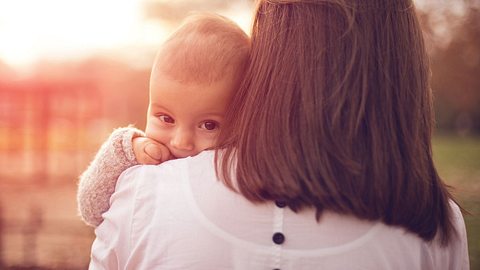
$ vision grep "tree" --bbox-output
[419,2,480,134]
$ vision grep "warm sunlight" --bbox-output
[0,0,143,68]
[0,0,478,269]
[0,0,253,71]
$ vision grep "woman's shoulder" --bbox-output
[116,150,215,188]
[449,199,465,223]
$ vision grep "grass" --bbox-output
[432,135,480,270]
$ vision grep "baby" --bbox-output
[77,13,250,227]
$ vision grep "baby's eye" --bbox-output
[200,121,219,131]
[159,115,175,124]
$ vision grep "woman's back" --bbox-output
[89,1,470,268]
[90,151,469,270]
[217,0,459,247]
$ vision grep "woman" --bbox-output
[89,0,469,269]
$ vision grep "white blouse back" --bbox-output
[89,151,470,270]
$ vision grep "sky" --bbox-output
[0,0,466,71]
[0,0,253,71]
[0,0,144,68]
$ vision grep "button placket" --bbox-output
[272,232,285,245]
[272,201,285,270]
[275,200,287,208]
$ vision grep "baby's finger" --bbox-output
[157,144,173,162]
[139,155,161,165]
[144,143,168,162]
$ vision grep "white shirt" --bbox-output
[89,151,470,270]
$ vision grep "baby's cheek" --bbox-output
[197,136,218,151]
[145,127,170,146]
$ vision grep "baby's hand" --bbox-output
[133,137,172,165]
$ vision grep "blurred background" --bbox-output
[0,0,478,269]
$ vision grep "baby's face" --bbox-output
[145,72,236,158]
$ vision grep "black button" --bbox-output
[273,269,280,270]
[272,232,285,245]
[275,200,287,208]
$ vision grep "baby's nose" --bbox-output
[170,129,194,151]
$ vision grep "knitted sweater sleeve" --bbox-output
[77,126,145,227]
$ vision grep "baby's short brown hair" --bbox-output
[152,13,250,84]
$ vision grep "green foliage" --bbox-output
[433,135,480,269]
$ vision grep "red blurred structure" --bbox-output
[0,79,101,184]
[0,78,103,269]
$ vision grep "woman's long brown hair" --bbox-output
[215,0,457,245]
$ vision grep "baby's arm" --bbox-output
[77,127,142,227]
[77,126,171,227]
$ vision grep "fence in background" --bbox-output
[0,80,102,184]
[0,80,103,269]
[0,199,94,269]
